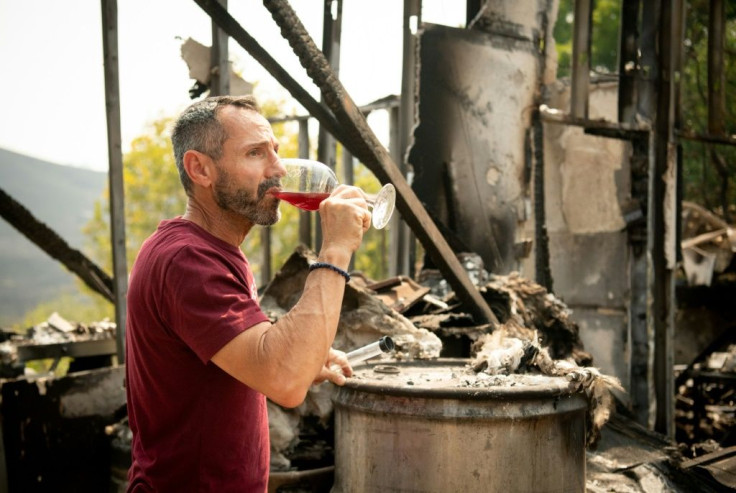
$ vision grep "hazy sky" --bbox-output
[0,1,464,172]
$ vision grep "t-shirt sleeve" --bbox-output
[159,244,269,364]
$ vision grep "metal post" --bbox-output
[315,0,343,249]
[343,149,355,271]
[398,0,421,278]
[707,0,725,137]
[210,0,230,96]
[298,119,312,249]
[317,0,342,171]
[649,0,683,438]
[570,0,592,119]
[101,0,128,363]
[618,0,641,123]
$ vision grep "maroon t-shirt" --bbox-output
[125,218,270,492]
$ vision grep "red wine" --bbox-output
[272,191,330,211]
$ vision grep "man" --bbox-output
[125,95,371,492]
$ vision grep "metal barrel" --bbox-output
[332,359,587,493]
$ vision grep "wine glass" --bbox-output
[272,158,396,229]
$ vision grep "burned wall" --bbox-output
[521,80,634,393]
[408,0,558,274]
[0,366,126,492]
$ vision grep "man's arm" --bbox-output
[211,185,370,408]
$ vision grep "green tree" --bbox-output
[680,0,736,218]
[554,0,621,78]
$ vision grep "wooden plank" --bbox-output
[0,187,114,301]
[101,0,128,362]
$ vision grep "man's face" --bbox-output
[211,107,285,226]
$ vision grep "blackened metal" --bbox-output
[629,137,652,427]
[261,0,499,325]
[0,187,114,302]
[101,0,128,362]
[533,108,553,292]
[540,108,651,139]
[317,0,341,174]
[650,0,685,438]
[618,0,641,123]
[676,130,736,147]
[315,0,343,249]
[707,0,726,137]
[637,1,658,119]
[192,0,348,147]
[533,3,553,293]
[408,24,506,273]
[466,0,482,26]
[396,0,420,279]
[298,120,312,249]
[209,0,229,96]
[570,0,592,119]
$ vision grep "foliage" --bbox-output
[680,0,736,218]
[554,0,621,78]
[554,0,736,219]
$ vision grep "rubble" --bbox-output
[681,201,736,287]
[259,246,443,471]
[261,246,624,471]
[3,248,731,491]
[0,312,117,377]
[675,330,736,460]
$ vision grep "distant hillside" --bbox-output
[0,148,108,326]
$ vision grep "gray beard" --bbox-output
[213,171,281,226]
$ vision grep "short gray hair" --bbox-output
[171,95,261,194]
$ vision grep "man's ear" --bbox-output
[182,150,214,188]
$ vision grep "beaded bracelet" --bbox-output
[309,261,351,283]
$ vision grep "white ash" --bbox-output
[471,330,624,448]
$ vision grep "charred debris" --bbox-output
[1,242,734,491]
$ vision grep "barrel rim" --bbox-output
[341,358,581,400]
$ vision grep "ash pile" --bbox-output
[261,246,623,473]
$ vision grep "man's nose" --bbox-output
[270,153,287,178]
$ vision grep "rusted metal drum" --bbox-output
[332,359,587,493]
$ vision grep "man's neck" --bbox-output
[182,198,252,246]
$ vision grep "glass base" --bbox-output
[371,184,396,229]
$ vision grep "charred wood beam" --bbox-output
[262,0,497,325]
[192,0,498,325]
[0,187,114,302]
[191,0,349,147]
[540,106,651,141]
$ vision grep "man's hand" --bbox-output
[318,185,371,259]
[313,348,353,386]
